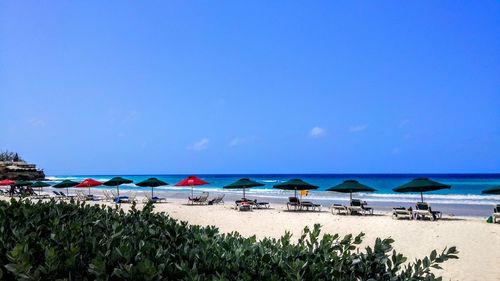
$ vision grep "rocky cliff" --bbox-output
[0,162,45,180]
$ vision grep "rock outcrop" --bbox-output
[0,161,45,180]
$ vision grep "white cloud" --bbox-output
[229,137,247,147]
[187,138,209,151]
[349,124,368,133]
[399,119,410,128]
[27,118,46,127]
[309,126,326,138]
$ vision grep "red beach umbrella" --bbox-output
[0,179,15,186]
[175,175,208,198]
[76,178,102,195]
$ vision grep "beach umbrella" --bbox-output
[12,181,33,196]
[53,179,79,195]
[76,178,102,195]
[393,177,451,202]
[103,177,133,197]
[13,180,33,187]
[175,175,208,198]
[223,178,264,199]
[136,178,169,198]
[481,186,500,195]
[0,179,15,186]
[30,181,51,193]
[273,179,318,198]
[327,180,377,201]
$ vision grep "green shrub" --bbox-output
[0,199,458,280]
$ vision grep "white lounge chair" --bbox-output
[102,190,114,201]
[32,192,50,199]
[76,191,88,201]
[330,204,349,215]
[208,194,225,205]
[348,199,373,215]
[493,204,500,223]
[143,192,167,203]
[413,202,441,221]
[128,192,136,203]
[392,207,413,220]
[188,192,209,205]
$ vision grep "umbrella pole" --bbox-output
[117,185,120,197]
[243,188,246,199]
[350,192,352,201]
[67,187,69,196]
[421,192,424,202]
[151,186,153,198]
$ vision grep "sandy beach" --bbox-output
[120,198,499,281]
[5,192,496,281]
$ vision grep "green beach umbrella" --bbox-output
[136,178,168,198]
[53,179,79,195]
[273,179,318,198]
[223,178,264,199]
[13,181,33,196]
[30,181,51,193]
[103,177,133,197]
[13,180,33,187]
[393,177,451,202]
[481,186,500,195]
[327,180,377,201]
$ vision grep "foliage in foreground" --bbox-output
[0,199,458,281]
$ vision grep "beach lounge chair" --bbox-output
[392,207,413,220]
[237,200,253,211]
[114,196,129,203]
[208,194,225,205]
[32,192,50,199]
[493,204,500,224]
[76,191,89,201]
[143,192,166,203]
[330,204,349,215]
[286,197,321,211]
[235,198,270,209]
[348,199,373,215]
[254,199,270,209]
[300,201,322,211]
[117,192,136,203]
[413,202,441,221]
[128,192,137,203]
[58,191,76,200]
[52,191,64,199]
[188,192,209,205]
[102,190,114,201]
[287,197,301,211]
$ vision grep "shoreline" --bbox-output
[33,186,500,217]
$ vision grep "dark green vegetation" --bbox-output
[0,151,24,162]
[0,199,458,281]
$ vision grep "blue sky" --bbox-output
[1,1,499,174]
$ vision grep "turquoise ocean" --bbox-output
[47,174,500,209]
